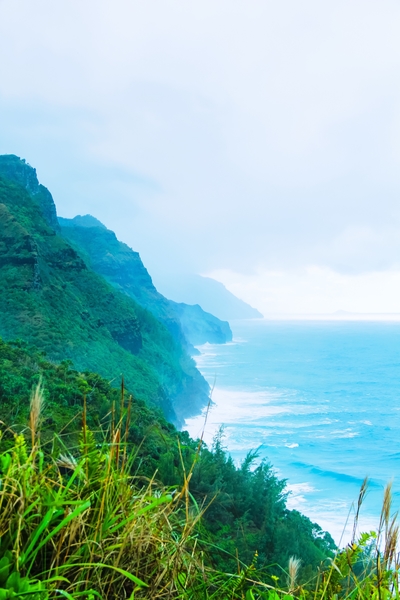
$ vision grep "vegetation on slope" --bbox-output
[1,156,393,598]
[59,215,232,348]
[0,337,335,586]
[1,339,397,599]
[0,156,209,423]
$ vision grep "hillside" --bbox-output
[154,272,264,321]
[0,335,336,589]
[59,215,232,348]
[0,154,209,423]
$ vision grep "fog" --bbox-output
[1,0,400,313]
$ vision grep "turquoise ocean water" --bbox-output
[184,319,400,544]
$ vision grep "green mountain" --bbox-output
[58,214,232,349]
[0,335,335,583]
[0,154,209,423]
[0,154,337,591]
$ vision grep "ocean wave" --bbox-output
[330,428,360,438]
[287,482,316,494]
[290,461,382,487]
[186,320,400,543]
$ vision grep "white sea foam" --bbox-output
[301,505,379,545]
[285,489,378,545]
[287,482,315,493]
[286,482,316,508]
[185,320,400,546]
[330,428,359,438]
[184,387,289,445]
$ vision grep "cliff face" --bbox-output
[0,156,210,423]
[0,155,60,232]
[59,215,233,348]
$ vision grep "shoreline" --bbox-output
[184,331,396,546]
[184,381,381,545]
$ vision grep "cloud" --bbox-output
[0,0,400,309]
[208,267,400,315]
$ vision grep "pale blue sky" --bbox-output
[1,0,400,313]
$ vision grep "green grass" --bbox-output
[0,336,337,582]
[0,383,207,599]
[1,381,398,599]
[0,382,283,599]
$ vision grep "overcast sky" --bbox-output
[1,0,400,314]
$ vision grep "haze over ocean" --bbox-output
[184,319,400,544]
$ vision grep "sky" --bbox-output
[1,0,400,314]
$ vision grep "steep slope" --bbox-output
[59,215,232,347]
[0,155,209,423]
[0,335,335,581]
[172,302,232,346]
[154,273,264,321]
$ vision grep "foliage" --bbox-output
[189,432,335,579]
[0,165,209,423]
[0,404,203,598]
[0,337,179,464]
[59,216,232,348]
[1,381,398,600]
[0,337,335,587]
[2,339,397,598]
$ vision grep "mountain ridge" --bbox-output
[0,154,209,423]
[59,214,232,349]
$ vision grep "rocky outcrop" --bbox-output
[0,155,60,232]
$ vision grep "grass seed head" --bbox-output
[288,555,301,591]
[29,377,45,449]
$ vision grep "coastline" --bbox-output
[183,384,373,544]
[184,321,400,545]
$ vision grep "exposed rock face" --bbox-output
[59,215,233,349]
[0,155,39,194]
[0,155,60,232]
[35,186,60,232]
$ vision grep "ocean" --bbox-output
[184,319,400,545]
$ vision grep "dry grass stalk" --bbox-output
[287,556,301,592]
[377,481,394,554]
[29,377,44,450]
[351,476,369,545]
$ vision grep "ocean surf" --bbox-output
[184,319,400,543]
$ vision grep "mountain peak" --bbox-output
[59,214,107,229]
[0,154,40,195]
[0,155,59,232]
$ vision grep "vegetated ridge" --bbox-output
[0,154,209,423]
[59,214,232,351]
[0,335,337,598]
